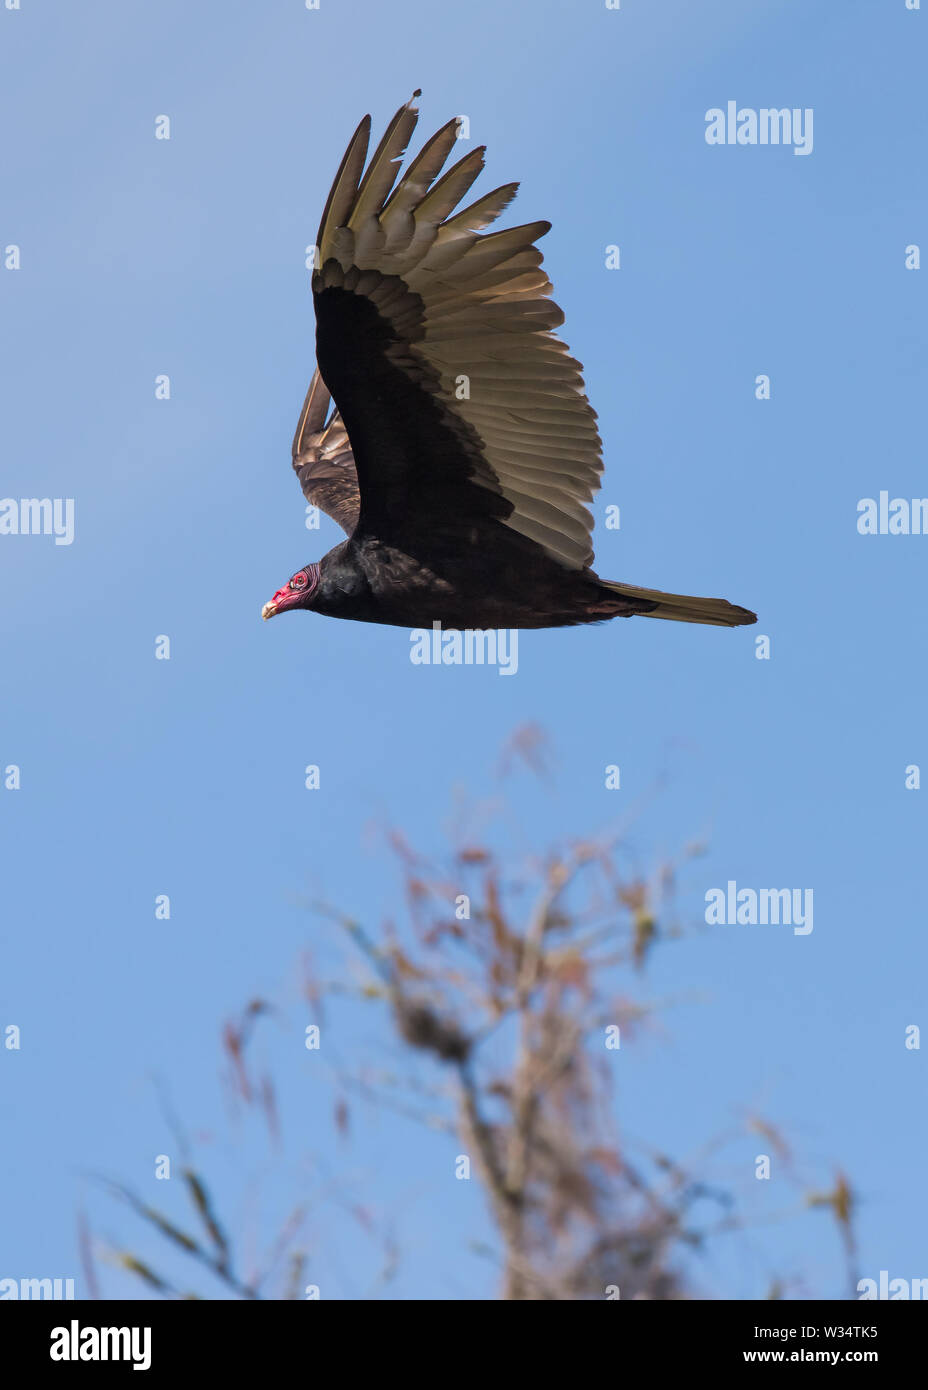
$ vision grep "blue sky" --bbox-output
[1,0,926,1299]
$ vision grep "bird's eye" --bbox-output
[290,572,308,591]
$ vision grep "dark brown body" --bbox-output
[308,534,652,630]
[273,99,756,634]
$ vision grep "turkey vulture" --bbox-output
[262,93,756,631]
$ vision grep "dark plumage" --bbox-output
[262,93,756,632]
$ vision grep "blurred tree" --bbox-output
[89,731,857,1300]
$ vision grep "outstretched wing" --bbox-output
[291,367,360,536]
[310,93,603,569]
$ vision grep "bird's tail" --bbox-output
[600,579,756,627]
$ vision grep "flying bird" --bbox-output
[263,93,755,631]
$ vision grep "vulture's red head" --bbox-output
[262,565,318,620]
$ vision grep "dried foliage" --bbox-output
[91,738,857,1300]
